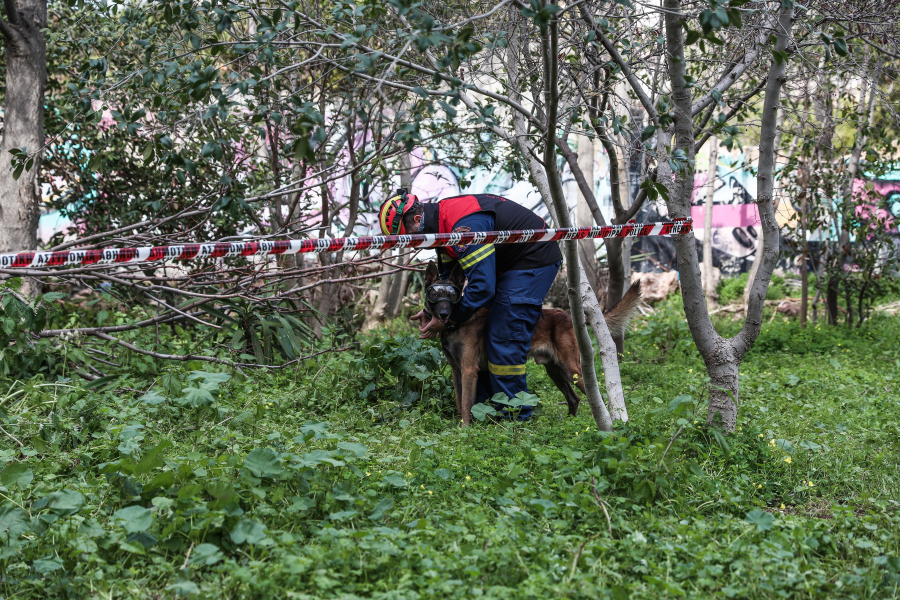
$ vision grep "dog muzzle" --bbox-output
[423,308,449,324]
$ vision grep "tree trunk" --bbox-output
[826,275,840,325]
[364,248,393,331]
[800,193,808,327]
[0,0,48,298]
[617,146,633,290]
[575,135,601,293]
[702,136,718,301]
[542,19,615,430]
[658,0,793,430]
[385,253,410,319]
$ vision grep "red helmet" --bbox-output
[378,189,419,235]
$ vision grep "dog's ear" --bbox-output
[424,261,438,287]
[450,262,465,289]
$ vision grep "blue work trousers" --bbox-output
[475,262,560,420]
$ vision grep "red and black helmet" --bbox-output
[378,188,419,236]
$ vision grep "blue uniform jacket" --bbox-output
[439,213,496,324]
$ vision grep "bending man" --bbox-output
[378,190,562,421]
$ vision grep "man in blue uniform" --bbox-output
[379,190,562,421]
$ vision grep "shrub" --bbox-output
[717,272,786,305]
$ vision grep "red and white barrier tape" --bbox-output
[0,218,692,269]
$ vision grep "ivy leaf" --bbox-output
[527,498,557,515]
[139,390,166,405]
[230,519,267,545]
[134,440,173,475]
[381,474,407,488]
[0,463,33,489]
[471,403,498,421]
[368,496,394,521]
[745,509,775,532]
[189,543,224,566]
[0,506,30,541]
[179,386,215,407]
[32,557,64,573]
[337,442,368,458]
[167,581,200,596]
[244,448,282,477]
[47,489,86,517]
[113,506,153,534]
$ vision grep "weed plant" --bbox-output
[1,301,899,598]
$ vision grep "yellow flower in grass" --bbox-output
[759,434,764,438]
[428,491,433,495]
[784,457,792,464]
[808,481,814,487]
[465,475,471,481]
[780,504,786,509]
[757,484,762,489]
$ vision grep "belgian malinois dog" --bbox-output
[422,261,641,425]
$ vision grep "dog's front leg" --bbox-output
[460,368,478,426]
[450,365,462,419]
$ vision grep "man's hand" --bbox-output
[419,316,446,339]
[410,310,447,339]
[410,310,429,329]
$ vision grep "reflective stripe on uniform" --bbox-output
[459,244,494,269]
[488,361,526,376]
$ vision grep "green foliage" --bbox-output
[356,333,456,419]
[717,272,786,305]
[0,283,68,379]
[2,308,899,598]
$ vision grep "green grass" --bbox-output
[717,272,788,305]
[1,303,899,599]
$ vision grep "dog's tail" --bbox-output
[599,281,642,339]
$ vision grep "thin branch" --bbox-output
[694,78,768,149]
[577,4,659,124]
[861,36,900,61]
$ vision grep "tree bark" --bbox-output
[0,0,48,298]
[364,248,393,331]
[702,136,718,302]
[657,0,793,430]
[385,254,410,319]
[542,16,614,430]
[576,134,601,293]
[800,191,808,327]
